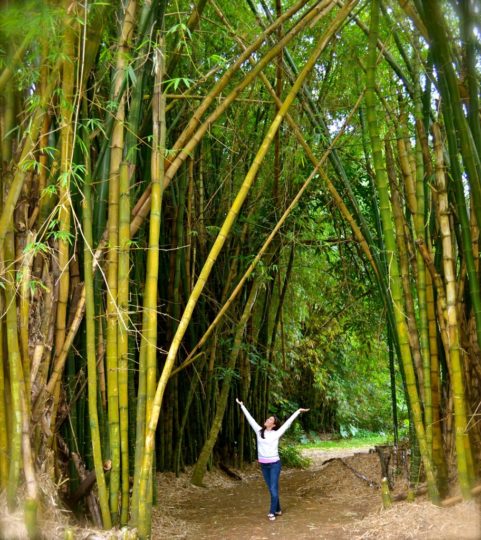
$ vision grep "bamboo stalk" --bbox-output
[105,0,137,522]
[117,161,130,526]
[49,1,76,449]
[386,139,425,398]
[82,104,112,529]
[0,299,7,488]
[131,40,166,534]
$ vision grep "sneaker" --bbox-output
[267,513,276,521]
[275,511,282,516]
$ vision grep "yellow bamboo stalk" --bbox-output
[413,112,432,456]
[4,229,38,532]
[18,231,35,403]
[425,268,448,494]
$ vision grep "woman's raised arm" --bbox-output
[276,408,310,437]
[236,398,261,432]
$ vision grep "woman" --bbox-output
[236,398,309,521]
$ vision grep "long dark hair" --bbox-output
[260,415,280,439]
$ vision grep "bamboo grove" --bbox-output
[0,0,480,537]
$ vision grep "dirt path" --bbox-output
[158,446,380,539]
[154,447,481,540]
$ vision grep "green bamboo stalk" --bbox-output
[366,0,438,503]
[136,4,358,536]
[82,109,112,529]
[460,0,481,156]
[432,122,472,499]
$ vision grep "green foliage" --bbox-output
[269,203,404,435]
[279,444,310,469]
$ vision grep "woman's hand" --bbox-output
[299,408,310,413]
[236,398,243,405]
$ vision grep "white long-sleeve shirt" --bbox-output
[240,403,301,463]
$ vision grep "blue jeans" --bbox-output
[260,460,282,514]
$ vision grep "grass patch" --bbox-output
[296,434,388,450]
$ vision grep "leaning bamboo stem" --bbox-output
[191,280,261,486]
[136,3,358,536]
